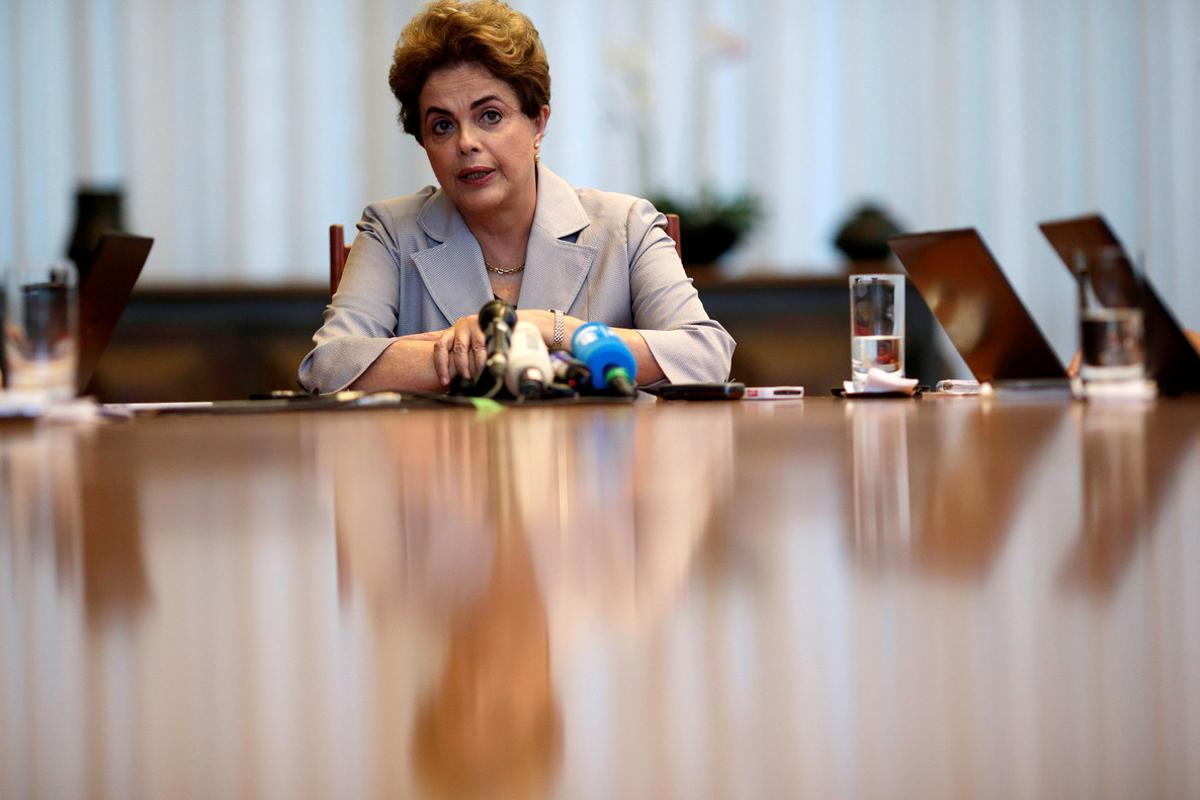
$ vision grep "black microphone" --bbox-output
[549,351,591,389]
[476,299,518,393]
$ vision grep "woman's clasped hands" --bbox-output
[418,309,578,387]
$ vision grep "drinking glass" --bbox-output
[2,260,78,399]
[1074,246,1144,387]
[849,274,905,391]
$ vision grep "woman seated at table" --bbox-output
[299,0,735,394]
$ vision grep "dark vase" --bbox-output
[66,187,126,276]
[833,204,902,262]
[679,219,742,266]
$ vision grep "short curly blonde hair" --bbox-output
[389,0,551,143]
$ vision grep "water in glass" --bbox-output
[852,334,904,390]
[1080,307,1143,383]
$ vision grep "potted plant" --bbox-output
[647,189,761,267]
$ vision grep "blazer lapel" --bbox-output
[517,164,596,313]
[412,190,494,325]
[411,165,597,323]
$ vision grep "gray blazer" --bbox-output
[298,164,735,393]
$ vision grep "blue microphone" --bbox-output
[571,322,637,396]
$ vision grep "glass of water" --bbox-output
[849,274,905,391]
[1073,246,1144,386]
[3,260,78,399]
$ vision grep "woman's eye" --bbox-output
[481,109,502,125]
[431,119,453,134]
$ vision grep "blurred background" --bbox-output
[2,0,1197,398]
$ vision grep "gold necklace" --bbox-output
[484,259,525,275]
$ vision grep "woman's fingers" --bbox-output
[452,332,471,380]
[470,323,488,378]
[453,316,487,380]
[433,331,454,385]
[431,315,486,387]
[455,316,480,380]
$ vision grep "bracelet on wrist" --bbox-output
[549,309,565,350]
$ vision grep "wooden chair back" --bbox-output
[329,224,350,297]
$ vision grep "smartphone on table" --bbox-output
[653,381,746,400]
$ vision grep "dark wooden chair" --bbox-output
[329,213,682,295]
[664,213,681,259]
[328,224,350,297]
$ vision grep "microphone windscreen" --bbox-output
[506,320,553,396]
[571,322,638,389]
[478,299,518,331]
[550,350,591,386]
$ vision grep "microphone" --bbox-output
[506,320,554,399]
[549,350,591,389]
[571,321,637,396]
[476,299,518,391]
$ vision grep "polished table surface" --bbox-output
[2,396,1199,799]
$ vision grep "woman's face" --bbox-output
[418,62,549,222]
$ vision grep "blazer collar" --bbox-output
[411,164,597,325]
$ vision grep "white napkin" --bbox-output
[0,390,52,418]
[0,391,104,422]
[844,368,919,395]
[1081,378,1156,403]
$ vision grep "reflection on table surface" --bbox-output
[2,397,1198,798]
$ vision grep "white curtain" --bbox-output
[2,0,1197,356]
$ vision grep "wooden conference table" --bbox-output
[2,395,1198,798]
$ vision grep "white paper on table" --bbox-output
[844,368,919,395]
